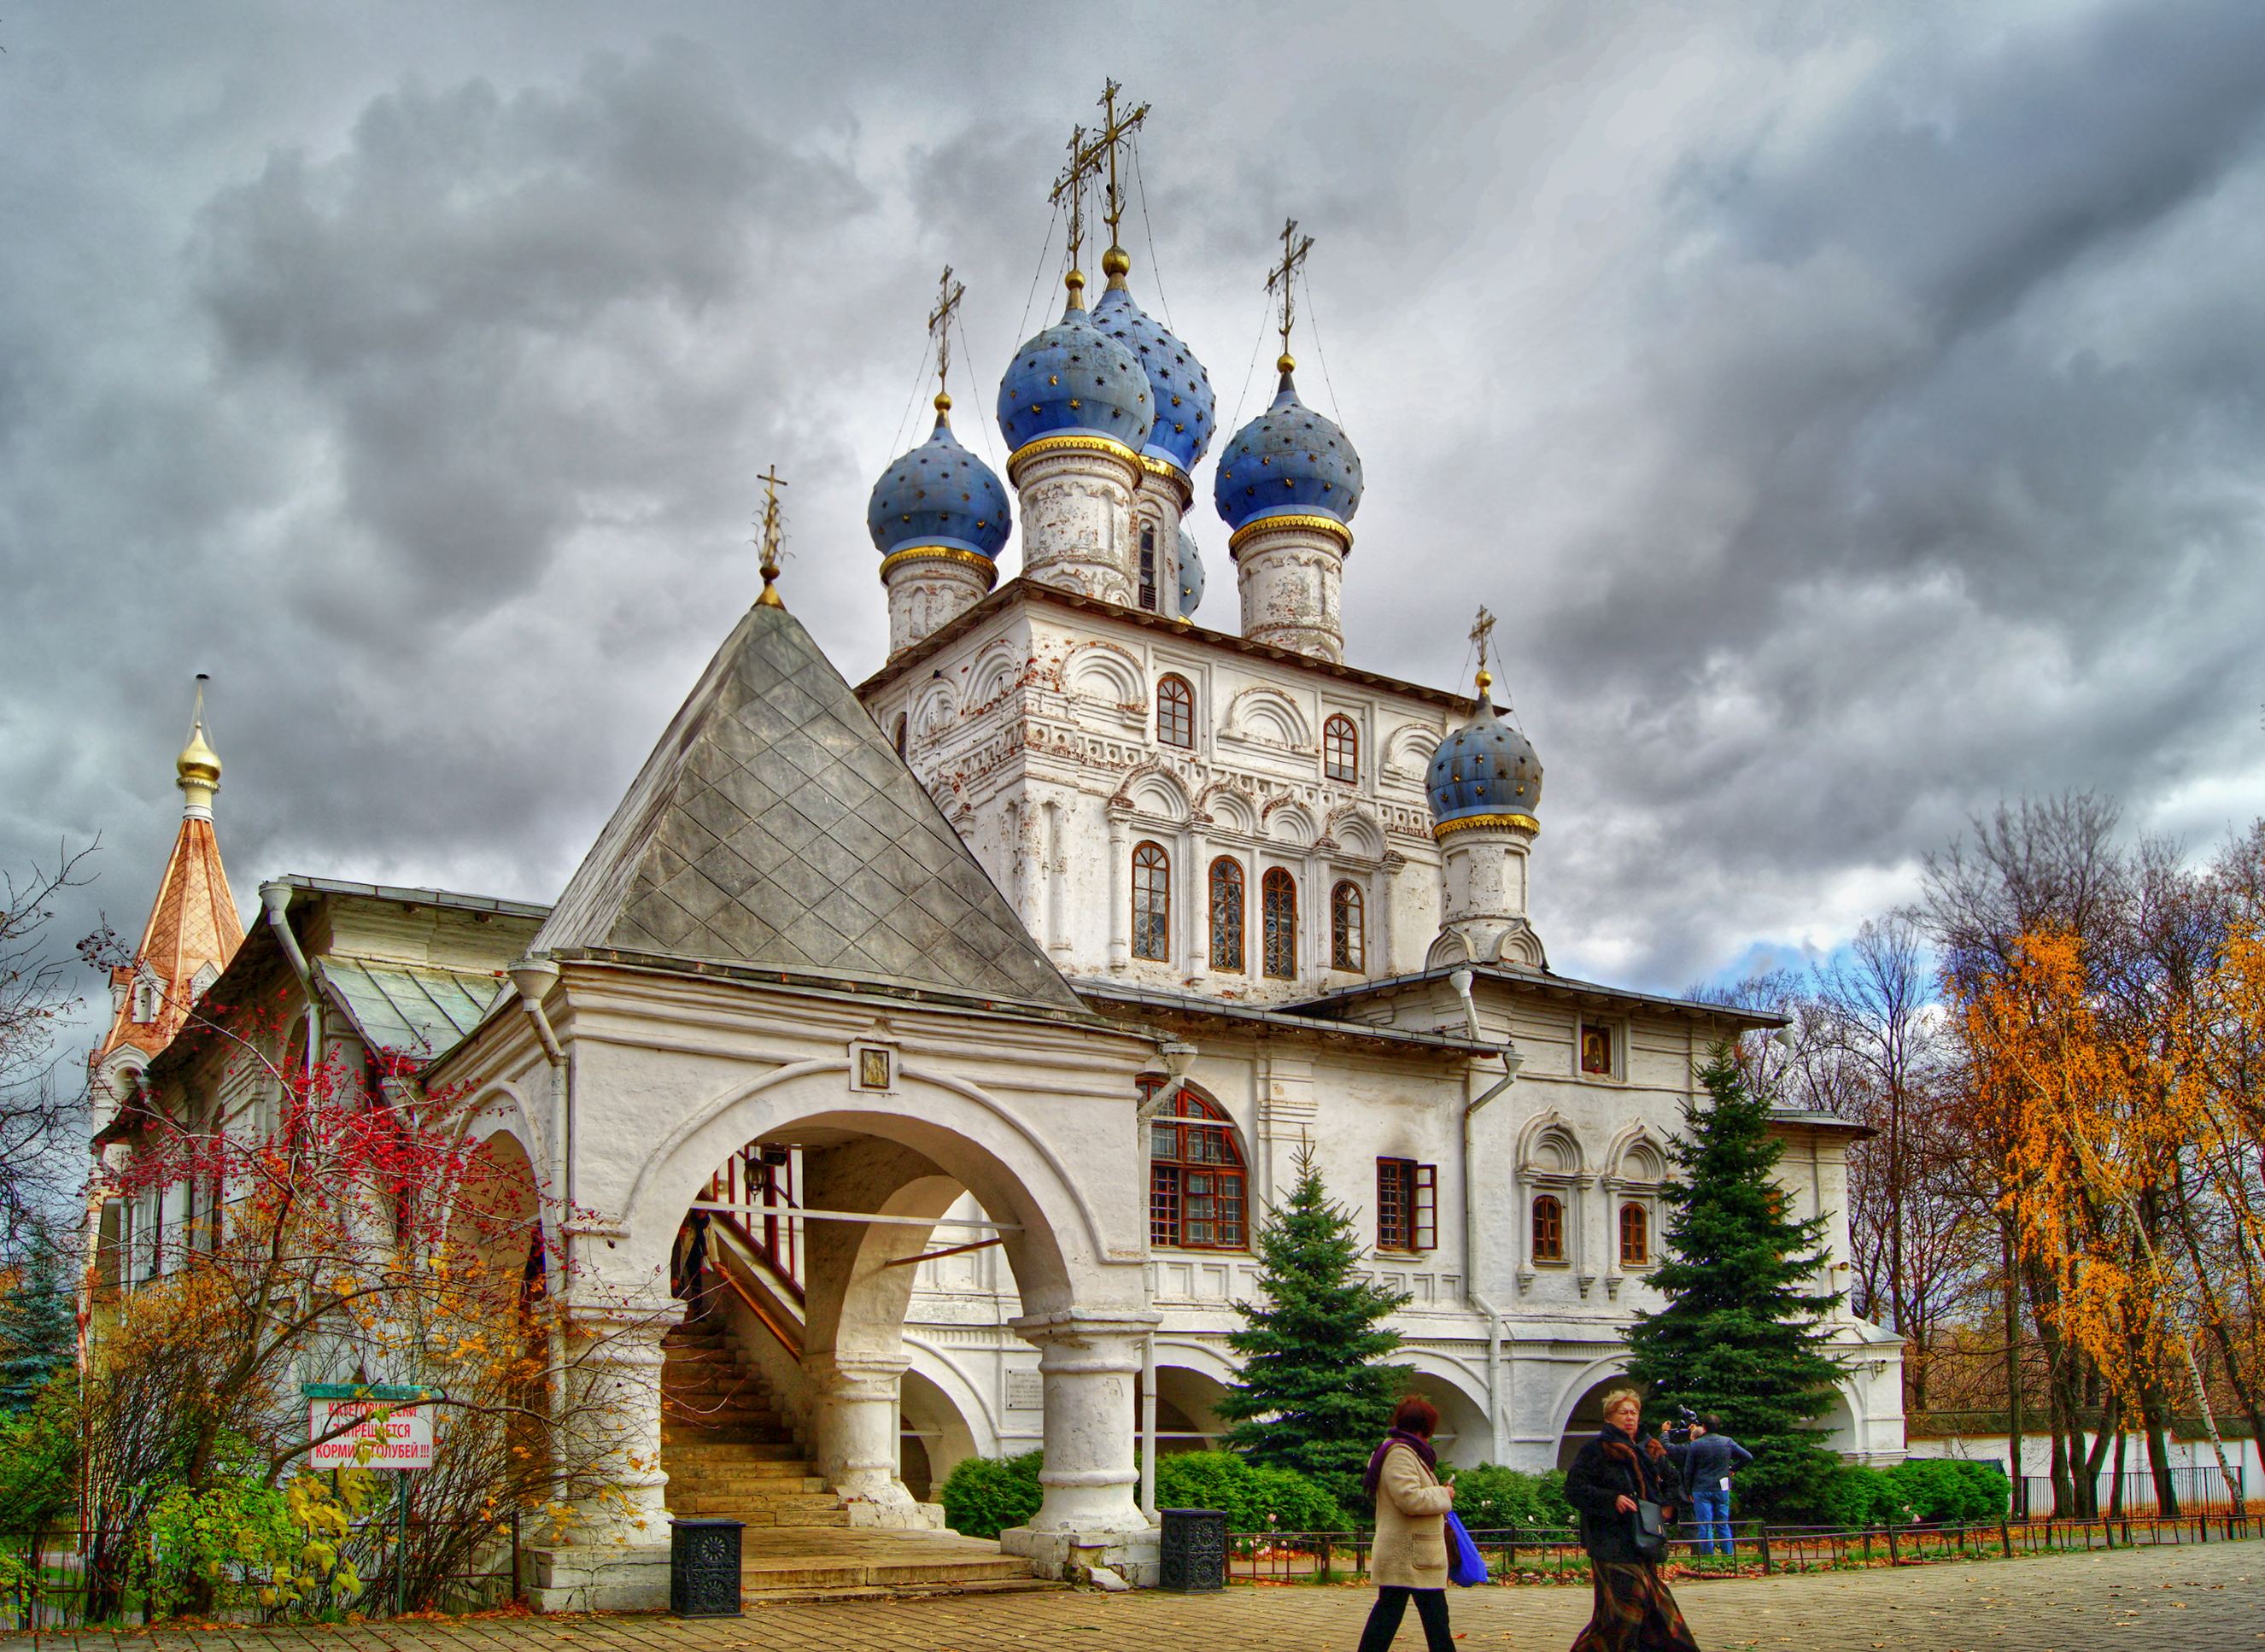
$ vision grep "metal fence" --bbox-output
[1228,1509,2263,1584]
[3,1515,520,1632]
[2016,1465,2245,1519]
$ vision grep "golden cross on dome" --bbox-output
[1266,217,1315,371]
[754,466,789,608]
[1050,122,1107,290]
[1092,77,1150,278]
[928,266,965,418]
[1468,605,1497,696]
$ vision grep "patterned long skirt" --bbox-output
[1569,1560,1700,1651]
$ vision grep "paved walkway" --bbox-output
[7,1538,2257,1652]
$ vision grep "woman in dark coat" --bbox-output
[1562,1387,1700,1652]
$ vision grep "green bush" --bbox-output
[1153,1450,1349,1532]
[1815,1459,2010,1527]
[1443,1464,1573,1531]
[939,1450,1043,1539]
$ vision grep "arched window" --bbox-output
[1132,841,1171,962]
[1330,881,1365,972]
[1156,674,1195,749]
[1261,869,1297,978]
[1209,858,1245,972]
[1138,521,1160,612]
[893,712,909,757]
[1324,714,1359,783]
[1146,1085,1246,1250]
[1619,1202,1649,1267]
[1532,1194,1565,1262]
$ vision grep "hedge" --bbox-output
[939,1450,1351,1538]
[1820,1458,2010,1526]
[1444,1464,1574,1530]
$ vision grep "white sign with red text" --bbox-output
[308,1398,433,1469]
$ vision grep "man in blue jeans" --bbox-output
[1672,1415,1753,1556]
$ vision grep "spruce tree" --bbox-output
[1624,1046,1847,1517]
[0,1236,76,1411]
[1216,1145,1411,1509]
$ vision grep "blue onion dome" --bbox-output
[1427,682,1542,830]
[1089,262,1214,474]
[996,275,1155,457]
[1176,524,1205,616]
[1213,358,1363,533]
[867,396,1011,560]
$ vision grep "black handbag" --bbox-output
[1630,1498,1668,1561]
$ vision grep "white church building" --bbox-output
[89,98,1904,1601]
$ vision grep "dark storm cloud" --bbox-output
[5,0,2265,1057]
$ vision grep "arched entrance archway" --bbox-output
[592,1060,1154,1549]
[1556,1372,1636,1470]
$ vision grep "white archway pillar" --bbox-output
[1008,1307,1158,1568]
[805,1350,921,1518]
[559,1305,676,1542]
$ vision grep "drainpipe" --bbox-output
[260,883,320,1080]
[1461,1023,1525,1463]
[507,956,568,1213]
[1133,1034,1197,1526]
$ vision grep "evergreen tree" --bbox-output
[1624,1046,1847,1517]
[1216,1144,1412,1508]
[0,1235,76,1411]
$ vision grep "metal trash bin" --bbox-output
[669,1517,744,1617]
[1158,1507,1228,1592]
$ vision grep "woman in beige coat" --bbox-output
[1356,1395,1458,1652]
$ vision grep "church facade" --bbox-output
[89,99,1903,1601]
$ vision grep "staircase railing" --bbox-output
[704,1219,804,1358]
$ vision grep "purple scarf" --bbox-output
[1362,1428,1438,1499]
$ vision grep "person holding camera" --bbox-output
[1669,1414,1752,1558]
[1562,1387,1699,1652]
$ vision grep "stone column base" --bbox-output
[844,1497,948,1531]
[998,1522,1162,1588]
[518,1542,672,1613]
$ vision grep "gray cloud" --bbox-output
[6,0,2264,1062]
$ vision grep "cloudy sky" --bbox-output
[6,0,2264,1055]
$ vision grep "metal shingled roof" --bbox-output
[318,956,508,1061]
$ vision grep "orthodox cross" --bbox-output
[754,465,789,608]
[1050,122,1106,281]
[1266,217,1315,366]
[928,265,965,414]
[1469,605,1497,695]
[1092,77,1150,257]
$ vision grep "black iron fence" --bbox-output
[3,1514,521,1632]
[1228,1509,2262,1584]
[2015,1465,2245,1518]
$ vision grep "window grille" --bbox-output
[1377,1158,1437,1251]
[1532,1193,1565,1262]
[1261,869,1297,978]
[1132,841,1171,962]
[1156,675,1195,748]
[1331,881,1365,971]
[1138,522,1159,612]
[1209,858,1245,971]
[1619,1202,1649,1267]
[1324,714,1359,782]
[1146,1086,1246,1250]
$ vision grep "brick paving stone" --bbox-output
[4,1538,2258,1652]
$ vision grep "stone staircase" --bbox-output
[659,1314,1048,1601]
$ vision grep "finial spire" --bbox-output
[1266,217,1315,377]
[1092,77,1150,290]
[754,466,790,608]
[928,265,965,422]
[1051,122,1106,306]
[1468,606,1497,701]
[176,672,222,819]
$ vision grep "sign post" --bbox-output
[305,1383,442,1616]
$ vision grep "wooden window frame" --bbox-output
[1138,521,1160,612]
[1323,714,1359,783]
[1209,857,1246,972]
[1376,1157,1437,1253]
[1531,1192,1566,1263]
[1145,1085,1248,1251]
[1618,1200,1650,1268]
[1330,880,1365,972]
[1261,868,1298,979]
[1132,840,1171,963]
[1156,674,1196,749]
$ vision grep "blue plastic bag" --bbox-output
[1445,1509,1487,1587]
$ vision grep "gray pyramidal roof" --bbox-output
[534,599,1085,1015]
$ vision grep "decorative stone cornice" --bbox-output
[1226,512,1354,557]
[1433,811,1541,841]
[878,545,1001,585]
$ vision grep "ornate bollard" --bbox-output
[669,1518,744,1618]
[1158,1508,1228,1592]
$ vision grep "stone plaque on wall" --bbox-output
[1005,1370,1044,1410]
